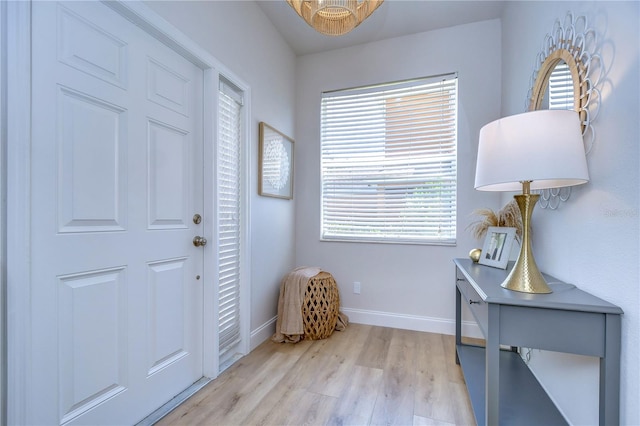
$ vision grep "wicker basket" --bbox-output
[301,271,340,340]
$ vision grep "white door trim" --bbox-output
[5,2,32,423]
[4,1,252,423]
[0,2,6,423]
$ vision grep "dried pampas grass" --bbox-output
[468,200,523,242]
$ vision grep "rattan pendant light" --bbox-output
[287,0,384,36]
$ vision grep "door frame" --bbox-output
[2,1,252,424]
[0,2,7,424]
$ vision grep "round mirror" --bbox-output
[526,11,602,152]
[525,11,602,209]
[529,48,583,129]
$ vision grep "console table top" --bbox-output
[453,258,623,315]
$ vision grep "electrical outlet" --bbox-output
[353,281,361,294]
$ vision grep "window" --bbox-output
[218,78,243,365]
[320,74,457,244]
[548,62,574,110]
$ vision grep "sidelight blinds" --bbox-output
[320,74,458,244]
[218,79,242,358]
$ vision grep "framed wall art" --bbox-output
[478,226,517,269]
[259,122,294,199]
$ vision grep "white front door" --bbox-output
[30,1,204,424]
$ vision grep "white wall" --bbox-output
[0,2,6,423]
[501,2,639,425]
[143,1,297,346]
[294,20,503,334]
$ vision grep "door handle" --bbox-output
[193,236,207,247]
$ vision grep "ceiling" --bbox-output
[256,0,506,56]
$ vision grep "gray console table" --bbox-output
[454,258,622,426]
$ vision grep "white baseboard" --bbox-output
[250,316,277,351]
[248,309,483,351]
[340,307,483,339]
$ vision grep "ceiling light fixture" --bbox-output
[287,0,384,36]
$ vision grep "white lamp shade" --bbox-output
[474,110,589,191]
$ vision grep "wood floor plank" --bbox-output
[157,351,299,425]
[327,364,384,425]
[215,351,304,425]
[238,385,307,426]
[156,373,248,425]
[281,341,334,388]
[157,324,475,426]
[356,325,393,369]
[282,391,337,426]
[307,323,373,398]
[305,353,348,398]
[314,322,371,357]
[414,332,456,423]
[413,414,457,425]
[441,333,464,384]
[238,330,349,424]
[450,381,477,426]
[370,328,418,425]
[272,337,316,358]
[223,338,288,380]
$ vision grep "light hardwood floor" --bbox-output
[157,324,475,426]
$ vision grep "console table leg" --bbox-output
[600,313,621,425]
[455,285,462,364]
[486,304,500,425]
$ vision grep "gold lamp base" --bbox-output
[501,190,552,294]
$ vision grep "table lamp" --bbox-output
[474,110,589,293]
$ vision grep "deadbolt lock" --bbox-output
[193,214,202,225]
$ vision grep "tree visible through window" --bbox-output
[320,74,458,244]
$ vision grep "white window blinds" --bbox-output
[548,62,574,110]
[321,74,458,244]
[218,79,242,357]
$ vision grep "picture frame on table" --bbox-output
[258,122,294,199]
[478,226,517,269]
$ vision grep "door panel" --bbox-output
[57,86,127,232]
[147,119,190,229]
[57,267,128,424]
[147,257,190,376]
[30,2,204,424]
[146,57,191,116]
[57,4,128,89]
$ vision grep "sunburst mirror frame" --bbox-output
[526,11,603,209]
